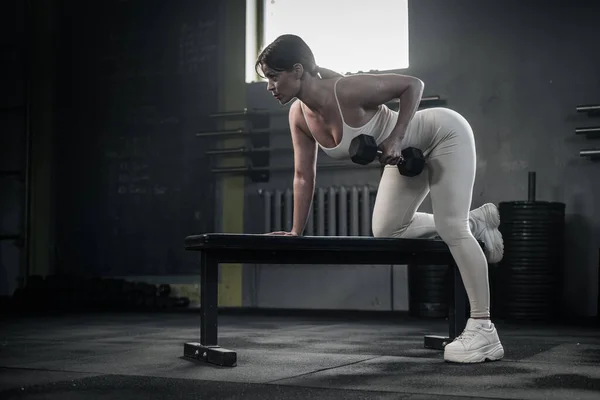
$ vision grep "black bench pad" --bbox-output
[184,233,462,265]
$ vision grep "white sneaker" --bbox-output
[469,203,504,264]
[444,318,505,363]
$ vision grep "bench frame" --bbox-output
[182,234,469,367]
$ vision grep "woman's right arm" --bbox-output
[289,101,318,236]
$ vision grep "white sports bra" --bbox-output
[300,76,400,160]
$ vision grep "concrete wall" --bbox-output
[238,0,600,317]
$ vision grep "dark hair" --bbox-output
[255,34,319,78]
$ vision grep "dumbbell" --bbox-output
[349,134,425,177]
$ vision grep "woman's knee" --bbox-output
[435,217,471,244]
[372,216,409,238]
[372,218,394,238]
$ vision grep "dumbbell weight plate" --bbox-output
[399,147,425,177]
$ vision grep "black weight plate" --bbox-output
[418,302,447,310]
[413,278,447,286]
[419,265,449,272]
[500,218,564,224]
[506,299,554,306]
[416,276,447,284]
[500,206,565,212]
[503,235,562,241]
[503,249,561,255]
[503,241,562,248]
[413,289,447,299]
[504,259,560,265]
[503,270,558,276]
[500,208,565,215]
[415,271,448,279]
[508,288,556,296]
[506,301,554,308]
[502,260,558,266]
[503,244,559,250]
[505,311,553,318]
[507,301,555,308]
[507,287,556,295]
[507,281,556,288]
[500,219,564,224]
[505,271,558,278]
[502,231,563,238]
[501,260,561,265]
[503,251,558,256]
[505,267,561,273]
[501,230,563,236]
[503,236,561,242]
[502,257,560,263]
[499,201,565,211]
[505,283,557,290]
[505,300,555,306]
[503,248,558,255]
[504,237,562,243]
[500,217,564,224]
[501,254,561,260]
[509,280,556,287]
[501,257,560,263]
[506,316,553,322]
[502,263,559,269]
[505,270,561,276]
[503,232,563,237]
[416,289,447,298]
[503,243,562,248]
[501,253,561,259]
[500,228,563,234]
[506,297,554,304]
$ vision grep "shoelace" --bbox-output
[455,328,479,343]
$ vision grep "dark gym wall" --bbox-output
[1,0,58,295]
[54,0,219,278]
[0,0,28,296]
[242,0,600,317]
[406,0,600,318]
[4,0,598,318]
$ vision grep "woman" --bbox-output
[256,34,504,364]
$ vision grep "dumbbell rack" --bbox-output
[197,96,445,182]
[576,104,600,160]
[196,108,278,183]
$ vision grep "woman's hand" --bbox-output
[263,231,299,236]
[378,135,404,166]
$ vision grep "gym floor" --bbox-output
[1,312,599,400]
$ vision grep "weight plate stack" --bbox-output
[498,200,565,321]
[408,264,449,318]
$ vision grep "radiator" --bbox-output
[258,185,378,236]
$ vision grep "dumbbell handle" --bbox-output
[375,149,406,165]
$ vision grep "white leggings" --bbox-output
[372,108,490,318]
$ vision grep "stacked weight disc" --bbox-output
[498,172,565,321]
[408,264,449,318]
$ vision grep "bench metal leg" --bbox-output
[183,250,237,367]
[424,262,468,351]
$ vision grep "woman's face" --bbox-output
[261,64,300,104]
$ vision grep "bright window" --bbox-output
[247,0,409,82]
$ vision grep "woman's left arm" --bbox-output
[341,73,424,141]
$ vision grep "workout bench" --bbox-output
[182,233,471,367]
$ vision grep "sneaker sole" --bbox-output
[444,342,505,363]
[479,203,504,264]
